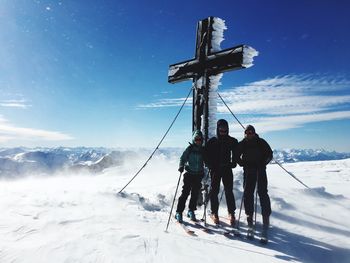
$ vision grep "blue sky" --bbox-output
[0,0,349,151]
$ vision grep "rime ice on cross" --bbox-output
[168,16,258,143]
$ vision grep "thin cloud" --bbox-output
[229,111,350,134]
[218,74,350,115]
[137,98,192,109]
[0,116,74,142]
[139,74,350,133]
[0,99,32,109]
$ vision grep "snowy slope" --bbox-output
[0,154,349,263]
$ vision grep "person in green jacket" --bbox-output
[175,130,205,223]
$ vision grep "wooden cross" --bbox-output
[168,16,257,143]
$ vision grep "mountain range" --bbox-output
[0,147,349,178]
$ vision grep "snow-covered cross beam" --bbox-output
[168,17,258,143]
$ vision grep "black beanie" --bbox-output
[216,119,229,138]
[217,119,228,129]
[245,125,255,133]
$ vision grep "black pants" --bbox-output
[176,172,202,213]
[210,167,236,215]
[243,167,271,217]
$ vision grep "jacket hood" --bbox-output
[192,130,203,143]
[216,119,229,138]
[245,125,255,134]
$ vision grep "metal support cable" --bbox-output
[274,160,310,188]
[118,86,193,193]
[217,92,245,130]
[217,91,310,189]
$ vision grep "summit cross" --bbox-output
[168,16,258,143]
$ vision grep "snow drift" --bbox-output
[0,151,349,263]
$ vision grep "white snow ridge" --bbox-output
[0,149,349,263]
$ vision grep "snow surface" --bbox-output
[0,152,349,263]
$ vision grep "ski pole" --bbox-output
[219,187,224,205]
[165,171,183,232]
[203,187,208,225]
[202,186,212,225]
[236,174,246,230]
[201,170,212,225]
[253,171,259,231]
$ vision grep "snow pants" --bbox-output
[210,167,236,215]
[243,167,271,217]
[176,172,203,213]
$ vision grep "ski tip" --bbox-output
[186,230,196,236]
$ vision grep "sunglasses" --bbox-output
[219,129,228,133]
[245,131,255,135]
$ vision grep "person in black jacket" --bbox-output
[235,125,273,230]
[205,119,238,225]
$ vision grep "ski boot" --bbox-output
[228,213,236,227]
[246,215,254,239]
[260,215,270,244]
[263,215,270,228]
[175,212,183,223]
[210,213,219,225]
[187,210,197,222]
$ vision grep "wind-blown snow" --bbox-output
[208,74,222,138]
[0,151,349,263]
[211,17,227,53]
[242,45,259,68]
[207,17,227,138]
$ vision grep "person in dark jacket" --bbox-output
[175,130,205,223]
[235,125,273,230]
[205,119,238,225]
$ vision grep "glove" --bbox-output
[178,166,184,173]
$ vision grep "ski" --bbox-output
[191,221,211,233]
[223,225,241,237]
[219,217,241,237]
[176,221,196,236]
[185,212,211,233]
[212,223,232,236]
